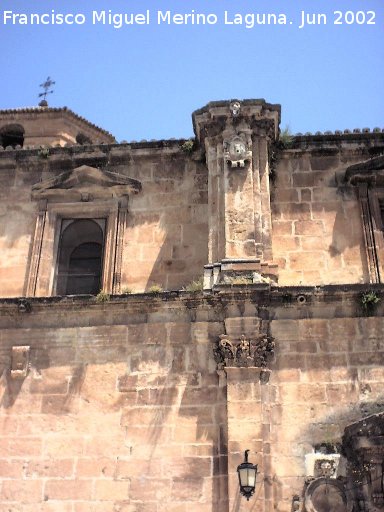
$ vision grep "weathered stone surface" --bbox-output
[0,101,384,512]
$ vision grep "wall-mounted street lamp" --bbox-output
[237,449,258,501]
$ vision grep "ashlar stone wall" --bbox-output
[272,140,382,286]
[0,126,384,297]
[0,143,208,297]
[0,287,383,511]
[0,294,225,512]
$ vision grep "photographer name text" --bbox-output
[0,9,377,29]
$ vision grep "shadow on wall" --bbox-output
[328,199,369,282]
[0,319,227,509]
[0,372,23,408]
[0,360,87,410]
[300,395,384,449]
[118,324,227,507]
[125,203,208,293]
[134,155,208,292]
[282,399,384,510]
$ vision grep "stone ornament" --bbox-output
[229,100,241,117]
[213,333,275,370]
[305,452,342,480]
[314,459,337,478]
[32,164,142,201]
[223,135,252,168]
[11,346,30,379]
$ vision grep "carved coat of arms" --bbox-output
[223,135,252,168]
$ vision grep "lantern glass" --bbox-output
[237,450,258,501]
[239,467,256,487]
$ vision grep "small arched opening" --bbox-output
[76,132,92,145]
[0,124,25,148]
[56,218,105,295]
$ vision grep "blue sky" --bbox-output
[1,0,383,141]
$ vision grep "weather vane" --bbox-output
[38,77,55,106]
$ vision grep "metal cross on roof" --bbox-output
[38,77,55,105]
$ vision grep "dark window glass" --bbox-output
[56,219,105,295]
[65,242,103,295]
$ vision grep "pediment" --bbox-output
[32,165,142,201]
[345,155,384,186]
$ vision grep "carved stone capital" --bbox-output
[193,99,281,145]
[213,333,275,371]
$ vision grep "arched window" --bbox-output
[56,219,105,295]
[0,124,25,148]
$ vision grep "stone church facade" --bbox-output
[0,99,383,511]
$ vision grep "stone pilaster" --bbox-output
[26,200,47,296]
[224,366,270,512]
[212,316,275,511]
[112,198,128,294]
[193,100,280,288]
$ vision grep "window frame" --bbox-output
[26,164,141,297]
[26,199,127,297]
[368,187,384,279]
[355,184,384,284]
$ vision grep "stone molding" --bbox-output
[203,259,278,290]
[345,155,384,186]
[345,156,384,284]
[32,164,142,201]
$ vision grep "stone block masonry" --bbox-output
[0,286,383,510]
[0,99,383,510]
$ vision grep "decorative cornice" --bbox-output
[192,99,281,145]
